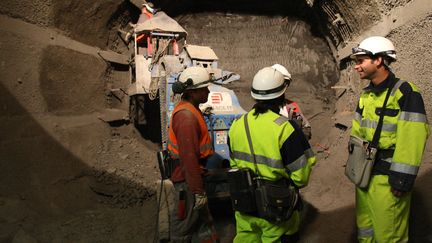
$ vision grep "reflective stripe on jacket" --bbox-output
[168,101,213,160]
[229,109,316,187]
[351,72,429,191]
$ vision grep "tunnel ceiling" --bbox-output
[0,0,386,59]
[153,0,313,18]
[149,0,381,53]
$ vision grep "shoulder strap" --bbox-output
[243,112,261,177]
[244,112,296,186]
[369,79,398,148]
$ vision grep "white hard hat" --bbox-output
[351,36,397,61]
[251,67,286,100]
[173,66,211,93]
[271,64,292,81]
[143,2,155,13]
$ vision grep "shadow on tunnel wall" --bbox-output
[134,93,162,144]
[0,82,156,242]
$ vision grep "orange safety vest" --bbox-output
[168,101,214,160]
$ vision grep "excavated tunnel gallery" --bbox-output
[0,0,431,242]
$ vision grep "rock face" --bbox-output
[0,1,431,242]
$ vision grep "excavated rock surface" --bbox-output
[1,1,431,242]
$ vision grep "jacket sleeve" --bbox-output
[227,134,237,169]
[280,121,316,188]
[390,82,430,191]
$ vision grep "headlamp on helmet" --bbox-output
[172,66,212,94]
[350,36,397,61]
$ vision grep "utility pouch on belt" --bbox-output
[237,112,298,222]
[346,79,396,188]
[227,168,257,213]
[255,179,298,222]
[157,150,178,179]
[345,136,376,188]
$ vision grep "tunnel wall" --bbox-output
[325,0,432,122]
[178,13,338,89]
[0,0,132,49]
[389,16,432,120]
[313,0,381,50]
[0,0,53,27]
[310,2,432,242]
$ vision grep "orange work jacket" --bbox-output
[168,101,214,183]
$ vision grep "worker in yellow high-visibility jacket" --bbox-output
[350,36,429,242]
[229,67,316,242]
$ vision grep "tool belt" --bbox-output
[254,178,299,222]
[227,168,299,222]
[227,168,257,213]
[372,149,394,175]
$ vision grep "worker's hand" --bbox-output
[391,187,406,197]
[193,193,208,210]
[302,126,312,140]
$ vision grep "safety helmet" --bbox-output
[251,67,286,100]
[172,66,212,94]
[271,64,292,81]
[143,2,155,13]
[351,36,397,61]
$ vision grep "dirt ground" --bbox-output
[0,1,431,243]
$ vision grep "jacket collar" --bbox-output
[363,72,397,94]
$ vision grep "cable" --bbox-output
[153,178,166,243]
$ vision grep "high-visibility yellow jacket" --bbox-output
[228,109,315,187]
[351,72,430,191]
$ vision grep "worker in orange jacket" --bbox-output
[167,66,219,243]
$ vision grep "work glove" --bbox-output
[193,193,208,210]
[391,187,407,198]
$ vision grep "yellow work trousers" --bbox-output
[356,175,411,243]
[233,211,299,243]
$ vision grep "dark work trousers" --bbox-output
[169,182,219,243]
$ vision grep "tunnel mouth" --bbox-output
[106,0,340,106]
[99,0,341,146]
